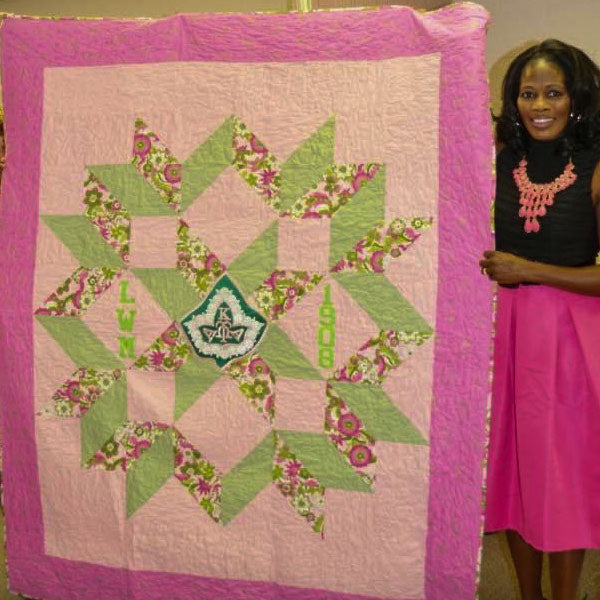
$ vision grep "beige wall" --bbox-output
[0,0,290,17]
[0,0,449,16]
[478,0,600,114]
[0,0,599,117]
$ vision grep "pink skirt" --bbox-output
[484,284,600,551]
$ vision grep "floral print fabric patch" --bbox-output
[132,119,182,210]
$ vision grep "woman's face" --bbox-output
[517,58,571,141]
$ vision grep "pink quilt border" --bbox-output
[0,5,493,599]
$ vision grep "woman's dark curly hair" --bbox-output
[495,39,600,155]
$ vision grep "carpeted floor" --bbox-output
[1,509,599,599]
[479,533,600,600]
[0,510,22,600]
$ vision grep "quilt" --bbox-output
[0,4,493,600]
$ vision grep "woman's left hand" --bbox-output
[479,251,532,285]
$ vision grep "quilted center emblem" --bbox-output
[181,274,267,367]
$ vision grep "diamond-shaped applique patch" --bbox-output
[181,275,267,368]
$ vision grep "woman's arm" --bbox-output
[480,249,600,295]
[479,160,600,296]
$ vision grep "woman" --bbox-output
[480,40,600,600]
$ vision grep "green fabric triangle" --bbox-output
[131,268,200,321]
[181,116,235,212]
[330,382,427,444]
[41,215,124,268]
[220,433,275,524]
[278,117,335,213]
[126,430,174,517]
[332,272,433,334]
[328,167,386,268]
[88,164,173,216]
[174,357,223,420]
[258,324,322,380]
[81,377,127,465]
[36,315,123,369]
[276,430,371,492]
[227,221,278,298]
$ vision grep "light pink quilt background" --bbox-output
[34,56,439,599]
[0,5,494,600]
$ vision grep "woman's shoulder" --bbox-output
[573,138,600,171]
[572,138,600,204]
[582,138,600,203]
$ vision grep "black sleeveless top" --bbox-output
[495,138,599,266]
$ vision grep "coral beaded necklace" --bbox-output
[513,157,577,233]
